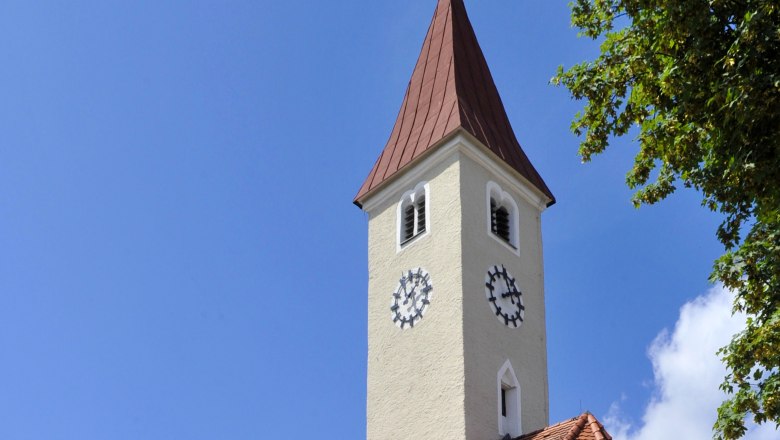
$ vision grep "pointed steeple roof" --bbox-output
[355,0,555,207]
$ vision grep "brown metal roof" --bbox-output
[354,0,555,206]
[516,413,612,440]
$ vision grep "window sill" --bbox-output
[397,230,429,253]
[490,232,520,256]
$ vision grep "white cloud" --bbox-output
[604,285,779,440]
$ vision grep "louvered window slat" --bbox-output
[403,205,416,241]
[416,200,426,234]
[490,198,498,234]
[495,207,510,242]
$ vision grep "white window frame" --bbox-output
[497,360,522,437]
[397,181,430,252]
[486,181,520,254]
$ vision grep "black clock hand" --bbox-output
[499,275,518,303]
[403,284,418,306]
[501,288,520,305]
[399,278,410,299]
[503,275,514,292]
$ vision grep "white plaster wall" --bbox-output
[459,153,550,438]
[362,136,550,440]
[365,152,467,440]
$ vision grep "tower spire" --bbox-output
[355,0,555,206]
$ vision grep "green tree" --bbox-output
[552,1,780,438]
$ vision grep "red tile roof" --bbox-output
[517,413,612,440]
[354,0,555,207]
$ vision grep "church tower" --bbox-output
[355,1,555,439]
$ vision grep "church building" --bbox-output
[354,1,613,439]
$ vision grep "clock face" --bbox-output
[391,268,433,329]
[485,265,524,328]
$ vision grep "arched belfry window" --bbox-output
[487,182,519,251]
[497,360,522,437]
[397,182,429,249]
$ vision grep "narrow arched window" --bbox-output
[487,182,519,251]
[398,182,429,249]
[497,360,522,437]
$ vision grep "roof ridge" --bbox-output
[513,415,580,440]
[587,413,612,440]
[563,413,590,440]
[514,412,613,440]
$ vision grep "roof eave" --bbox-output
[353,128,463,210]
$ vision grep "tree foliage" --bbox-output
[552,1,780,438]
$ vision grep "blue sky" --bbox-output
[0,1,759,439]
